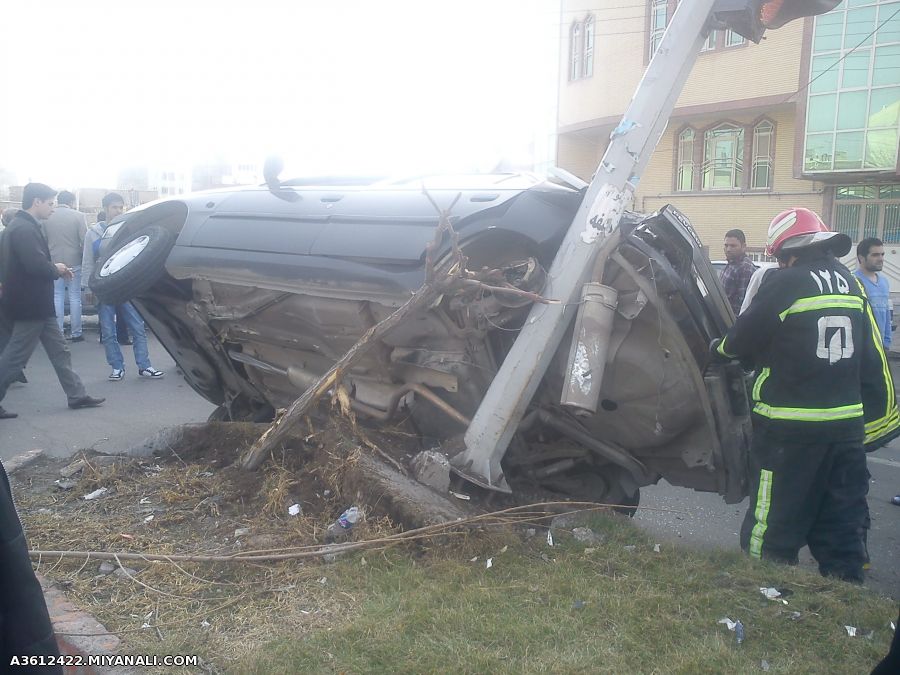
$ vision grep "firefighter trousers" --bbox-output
[739,425,869,583]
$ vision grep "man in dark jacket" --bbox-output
[0,459,62,673]
[714,207,895,583]
[0,183,104,419]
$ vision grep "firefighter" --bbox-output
[712,207,899,583]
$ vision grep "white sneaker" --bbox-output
[109,368,125,381]
[139,367,164,379]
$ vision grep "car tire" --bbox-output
[90,225,175,305]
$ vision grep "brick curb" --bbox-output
[37,574,135,675]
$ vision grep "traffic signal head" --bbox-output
[711,0,842,43]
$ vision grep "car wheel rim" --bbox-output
[99,235,150,277]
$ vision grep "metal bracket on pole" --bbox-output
[449,0,718,492]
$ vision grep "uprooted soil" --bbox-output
[11,414,483,671]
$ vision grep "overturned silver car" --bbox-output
[90,174,750,508]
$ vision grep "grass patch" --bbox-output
[238,514,895,674]
[15,436,895,674]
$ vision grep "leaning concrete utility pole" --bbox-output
[451,0,842,492]
[450,0,719,492]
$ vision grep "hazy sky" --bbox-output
[0,0,561,189]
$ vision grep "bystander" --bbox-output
[0,183,104,418]
[42,190,87,341]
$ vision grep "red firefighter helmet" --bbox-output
[765,207,851,258]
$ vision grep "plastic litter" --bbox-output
[288,504,302,516]
[653,543,661,553]
[54,479,77,490]
[234,527,251,538]
[759,587,790,604]
[325,506,360,543]
[449,491,471,501]
[844,626,874,639]
[718,617,744,644]
[623,545,636,552]
[486,558,493,569]
[547,530,554,547]
[201,620,211,629]
[83,487,108,501]
[143,515,154,524]
[470,557,478,562]
[761,659,770,671]
[572,600,586,610]
[139,497,151,505]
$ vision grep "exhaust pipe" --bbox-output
[560,283,618,413]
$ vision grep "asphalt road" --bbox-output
[0,327,214,460]
[636,407,900,601]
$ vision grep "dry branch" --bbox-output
[242,189,552,471]
[28,501,680,566]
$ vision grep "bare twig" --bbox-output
[29,501,685,566]
[241,191,469,471]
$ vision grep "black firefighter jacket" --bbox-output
[0,460,61,671]
[717,253,900,448]
[0,211,60,321]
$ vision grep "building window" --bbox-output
[569,16,595,81]
[700,29,746,53]
[725,29,746,47]
[583,16,595,78]
[702,124,744,190]
[751,120,774,189]
[676,128,695,191]
[569,21,582,81]
[804,0,900,173]
[834,183,900,243]
[649,0,668,60]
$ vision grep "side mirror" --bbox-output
[263,155,284,191]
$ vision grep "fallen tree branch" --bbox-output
[456,278,559,305]
[242,190,468,471]
[28,501,685,566]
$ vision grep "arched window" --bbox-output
[570,21,582,81]
[583,16,595,78]
[677,128,695,191]
[702,124,744,190]
[751,120,775,189]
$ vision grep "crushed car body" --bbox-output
[90,173,751,507]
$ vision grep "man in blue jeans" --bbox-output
[42,190,86,341]
[98,301,162,380]
[85,193,164,381]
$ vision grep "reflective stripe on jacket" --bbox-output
[717,254,870,442]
